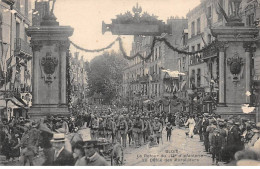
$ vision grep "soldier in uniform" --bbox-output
[14,121,40,166]
[133,115,144,148]
[152,117,162,144]
[142,116,150,144]
[117,115,128,148]
[90,115,99,140]
[126,115,133,146]
[98,117,105,138]
[77,140,109,166]
[104,116,113,141]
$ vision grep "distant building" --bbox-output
[69,52,88,110]
[0,0,32,119]
[122,17,187,113]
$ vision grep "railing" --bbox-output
[14,38,33,57]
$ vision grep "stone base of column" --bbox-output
[28,105,70,119]
[217,103,227,107]
[214,104,256,121]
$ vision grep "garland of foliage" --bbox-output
[70,36,217,60]
[66,50,72,108]
[70,38,119,53]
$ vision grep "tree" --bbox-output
[87,51,127,104]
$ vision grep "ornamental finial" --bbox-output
[132,3,142,15]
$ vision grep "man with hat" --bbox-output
[89,115,99,140]
[77,140,109,166]
[210,129,225,165]
[132,115,144,148]
[14,120,40,166]
[125,115,133,146]
[142,116,149,144]
[117,115,128,148]
[226,119,239,161]
[152,117,162,144]
[50,133,74,166]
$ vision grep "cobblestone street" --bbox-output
[1,127,221,166]
[123,127,217,166]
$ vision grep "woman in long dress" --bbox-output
[185,115,196,138]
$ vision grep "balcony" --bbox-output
[151,74,160,82]
[14,38,33,58]
[139,75,149,83]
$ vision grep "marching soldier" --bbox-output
[142,116,150,144]
[126,115,133,146]
[98,117,105,138]
[90,115,99,140]
[104,115,114,141]
[117,115,128,148]
[133,115,144,148]
[152,117,162,144]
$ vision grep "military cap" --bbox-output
[227,120,234,124]
[219,122,224,126]
[83,140,98,148]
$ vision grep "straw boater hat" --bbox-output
[51,133,66,143]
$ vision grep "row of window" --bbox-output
[124,83,161,97]
[15,0,29,17]
[190,68,201,88]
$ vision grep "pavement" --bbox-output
[123,127,219,166]
[0,127,223,166]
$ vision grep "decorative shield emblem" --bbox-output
[40,52,58,84]
[227,52,245,83]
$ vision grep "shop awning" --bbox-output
[0,96,27,109]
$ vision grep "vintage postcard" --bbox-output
[0,0,260,166]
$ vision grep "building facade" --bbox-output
[182,0,260,121]
[69,52,88,112]
[0,0,32,119]
[122,17,187,113]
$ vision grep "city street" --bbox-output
[1,127,218,166]
[123,127,216,166]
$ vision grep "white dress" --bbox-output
[185,118,196,137]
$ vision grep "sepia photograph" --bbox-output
[0,0,260,166]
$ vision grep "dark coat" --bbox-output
[227,126,239,146]
[52,148,74,166]
[77,153,109,166]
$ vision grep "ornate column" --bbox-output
[59,41,70,105]
[243,42,256,104]
[31,41,43,105]
[218,42,228,106]
[27,14,73,119]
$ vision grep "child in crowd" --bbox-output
[166,122,173,141]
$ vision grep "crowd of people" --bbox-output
[0,110,260,166]
[183,113,260,165]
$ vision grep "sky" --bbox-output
[51,0,201,61]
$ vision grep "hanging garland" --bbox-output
[70,36,218,60]
[118,36,156,61]
[69,37,120,53]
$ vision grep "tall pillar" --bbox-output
[59,42,69,105]
[31,47,42,105]
[244,42,256,104]
[218,44,227,106]
[27,14,73,119]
